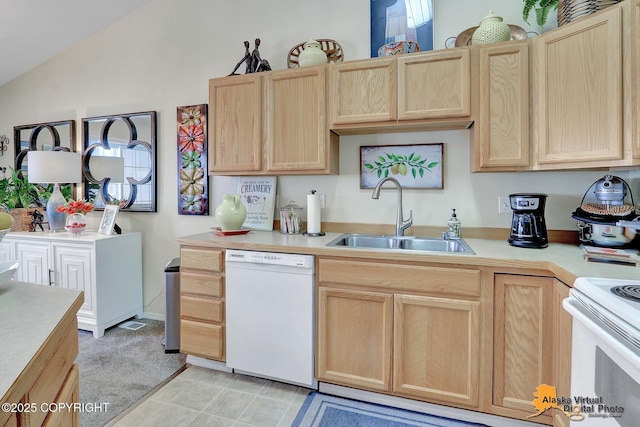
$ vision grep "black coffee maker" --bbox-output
[508,193,549,248]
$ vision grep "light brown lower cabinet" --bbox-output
[42,365,79,427]
[2,316,81,427]
[316,256,482,409]
[493,274,572,426]
[317,258,572,425]
[179,246,226,361]
[317,287,393,391]
[393,294,480,407]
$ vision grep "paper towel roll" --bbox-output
[307,192,321,234]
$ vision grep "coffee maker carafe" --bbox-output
[508,193,548,248]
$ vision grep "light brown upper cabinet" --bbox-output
[329,49,473,132]
[329,57,397,125]
[472,40,530,171]
[265,66,338,174]
[209,74,263,173]
[397,49,471,120]
[209,66,338,175]
[532,4,626,169]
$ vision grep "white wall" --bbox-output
[0,0,634,317]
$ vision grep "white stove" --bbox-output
[563,277,640,426]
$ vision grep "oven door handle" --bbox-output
[563,298,640,364]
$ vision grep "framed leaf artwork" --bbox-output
[177,104,208,215]
[360,143,443,189]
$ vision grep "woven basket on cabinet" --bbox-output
[558,0,623,26]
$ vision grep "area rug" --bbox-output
[76,319,187,427]
[292,392,487,427]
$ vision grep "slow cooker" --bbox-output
[571,175,639,248]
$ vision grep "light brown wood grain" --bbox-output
[180,247,223,272]
[493,274,554,423]
[316,287,393,392]
[474,41,530,170]
[534,6,623,166]
[398,49,471,120]
[393,294,480,408]
[180,320,224,361]
[329,57,397,125]
[209,74,263,173]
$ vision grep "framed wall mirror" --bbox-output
[82,111,157,212]
[13,120,76,174]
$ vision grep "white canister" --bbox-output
[298,40,328,67]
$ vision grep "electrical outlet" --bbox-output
[319,194,326,209]
[498,196,511,214]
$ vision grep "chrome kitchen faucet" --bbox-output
[371,177,413,236]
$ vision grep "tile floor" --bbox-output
[108,366,311,427]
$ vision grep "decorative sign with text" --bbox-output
[237,176,277,230]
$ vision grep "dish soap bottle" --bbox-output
[447,209,461,239]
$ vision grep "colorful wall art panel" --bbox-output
[177,104,208,215]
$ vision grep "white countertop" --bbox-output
[177,230,640,284]
[0,281,83,402]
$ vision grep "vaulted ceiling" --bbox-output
[0,0,155,86]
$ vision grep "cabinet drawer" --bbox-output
[181,320,224,361]
[318,258,480,297]
[181,247,223,272]
[22,322,77,427]
[181,272,224,297]
[181,296,223,323]
[42,364,79,427]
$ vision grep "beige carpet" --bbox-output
[76,319,186,427]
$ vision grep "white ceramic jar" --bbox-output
[298,40,327,67]
[471,11,511,45]
[215,195,247,231]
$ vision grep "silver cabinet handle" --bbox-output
[48,269,54,286]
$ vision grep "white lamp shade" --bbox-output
[27,151,82,184]
[89,156,125,183]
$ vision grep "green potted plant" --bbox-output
[0,167,72,231]
[0,167,47,210]
[523,0,559,26]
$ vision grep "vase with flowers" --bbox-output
[57,200,94,236]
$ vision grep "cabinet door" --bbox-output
[317,287,393,392]
[0,240,13,262]
[631,0,640,160]
[474,41,530,170]
[42,364,79,427]
[393,294,480,408]
[493,274,554,421]
[398,49,471,120]
[553,280,572,427]
[209,74,263,173]
[52,244,94,317]
[265,66,332,173]
[534,6,623,166]
[329,57,397,125]
[15,241,50,285]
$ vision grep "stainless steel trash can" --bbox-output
[163,258,180,353]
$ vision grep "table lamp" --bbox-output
[27,151,82,232]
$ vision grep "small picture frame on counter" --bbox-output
[98,205,119,235]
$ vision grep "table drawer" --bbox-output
[181,272,224,297]
[181,247,223,272]
[181,295,223,323]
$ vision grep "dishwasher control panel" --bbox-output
[226,249,314,268]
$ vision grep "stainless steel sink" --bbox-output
[326,233,475,254]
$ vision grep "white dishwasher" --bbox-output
[225,249,316,388]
